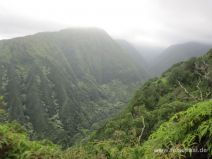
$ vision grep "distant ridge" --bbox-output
[150,41,212,75]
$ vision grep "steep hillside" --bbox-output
[140,100,212,159]
[67,49,212,158]
[151,42,212,75]
[1,101,211,159]
[0,28,148,146]
[116,40,148,70]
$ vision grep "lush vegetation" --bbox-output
[0,96,61,159]
[1,98,211,158]
[64,49,212,158]
[0,122,62,159]
[63,101,212,159]
[0,29,148,146]
[141,100,212,159]
[0,30,211,159]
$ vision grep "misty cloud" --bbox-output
[0,0,212,47]
[0,13,64,39]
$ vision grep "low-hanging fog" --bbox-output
[0,0,212,47]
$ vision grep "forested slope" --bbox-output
[0,30,211,159]
[0,47,211,159]
[151,42,212,75]
[66,49,212,158]
[0,28,148,146]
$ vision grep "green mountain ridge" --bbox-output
[0,30,211,159]
[0,28,148,146]
[150,42,212,76]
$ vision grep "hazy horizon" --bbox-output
[0,0,212,47]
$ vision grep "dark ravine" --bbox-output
[0,28,148,146]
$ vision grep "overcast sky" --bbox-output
[0,0,212,47]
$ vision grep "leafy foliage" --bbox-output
[65,50,212,159]
[140,100,212,159]
[0,32,211,159]
[92,49,212,143]
[0,122,62,159]
[0,29,148,146]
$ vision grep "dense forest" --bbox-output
[0,30,211,159]
[65,48,212,159]
[0,29,148,146]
